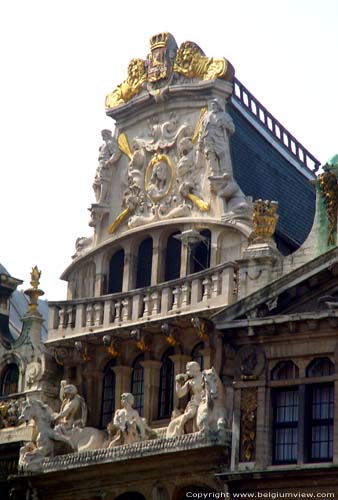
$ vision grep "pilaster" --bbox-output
[112,365,133,411]
[140,360,161,424]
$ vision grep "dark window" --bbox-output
[114,493,146,500]
[108,249,124,293]
[136,238,153,288]
[1,364,19,397]
[306,358,334,378]
[191,229,211,273]
[164,232,181,281]
[131,355,144,416]
[273,388,299,464]
[100,360,115,428]
[307,384,334,462]
[158,348,174,419]
[271,360,299,380]
[191,342,204,371]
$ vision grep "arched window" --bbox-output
[131,355,144,416]
[136,238,153,288]
[158,348,174,419]
[1,363,19,397]
[100,360,116,428]
[191,229,211,273]
[191,342,204,371]
[108,249,125,293]
[164,232,181,282]
[306,358,334,378]
[271,360,299,380]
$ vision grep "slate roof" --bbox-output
[228,79,317,254]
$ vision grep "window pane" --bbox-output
[131,357,144,417]
[273,388,299,464]
[309,384,333,461]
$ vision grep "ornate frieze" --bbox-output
[240,387,257,462]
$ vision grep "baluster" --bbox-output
[58,307,66,330]
[114,301,121,324]
[66,306,73,327]
[181,282,191,308]
[86,304,94,327]
[211,272,221,298]
[121,298,130,321]
[151,291,161,315]
[202,277,212,302]
[94,302,104,326]
[143,293,152,318]
[171,286,182,311]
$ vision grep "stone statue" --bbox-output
[216,173,252,221]
[18,389,109,471]
[166,361,203,437]
[166,363,227,438]
[108,393,156,447]
[198,99,235,176]
[93,129,120,203]
[53,380,87,434]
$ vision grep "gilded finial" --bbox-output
[30,266,41,290]
[25,266,44,314]
[252,200,279,243]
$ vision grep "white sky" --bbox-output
[1,0,337,300]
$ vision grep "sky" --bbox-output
[1,0,337,300]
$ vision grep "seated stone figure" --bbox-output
[54,380,87,435]
[108,393,156,447]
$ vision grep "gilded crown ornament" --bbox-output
[149,32,169,50]
[105,33,233,109]
[252,199,279,243]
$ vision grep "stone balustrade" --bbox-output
[48,262,237,341]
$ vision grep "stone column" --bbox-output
[122,247,136,292]
[169,354,191,408]
[200,347,212,369]
[151,234,161,286]
[140,360,161,424]
[253,382,268,468]
[180,244,189,278]
[94,253,104,296]
[112,365,133,411]
[82,368,102,427]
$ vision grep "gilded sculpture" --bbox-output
[174,41,233,82]
[105,33,233,110]
[105,58,147,109]
[25,267,44,313]
[240,387,257,462]
[252,199,279,242]
[319,164,338,245]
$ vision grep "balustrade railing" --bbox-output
[231,77,320,173]
[48,263,237,341]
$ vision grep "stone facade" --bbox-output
[3,33,337,500]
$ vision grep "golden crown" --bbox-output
[150,32,169,50]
